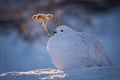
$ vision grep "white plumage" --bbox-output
[47,25,112,69]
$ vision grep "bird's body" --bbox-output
[47,25,112,69]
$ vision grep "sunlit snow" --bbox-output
[0,66,120,80]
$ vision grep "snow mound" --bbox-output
[0,65,120,80]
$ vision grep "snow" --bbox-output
[0,65,120,80]
[0,31,55,73]
[65,65,120,80]
[0,68,68,80]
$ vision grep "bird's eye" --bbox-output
[61,30,63,32]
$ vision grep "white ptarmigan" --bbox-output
[47,25,112,69]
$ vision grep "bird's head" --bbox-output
[53,25,74,34]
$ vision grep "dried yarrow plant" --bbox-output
[32,14,53,37]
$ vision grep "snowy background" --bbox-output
[0,0,120,80]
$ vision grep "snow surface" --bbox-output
[0,65,120,80]
[0,31,55,73]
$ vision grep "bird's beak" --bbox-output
[53,31,57,34]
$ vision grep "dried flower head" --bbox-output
[32,15,37,19]
[32,14,53,37]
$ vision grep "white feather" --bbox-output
[47,25,112,69]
